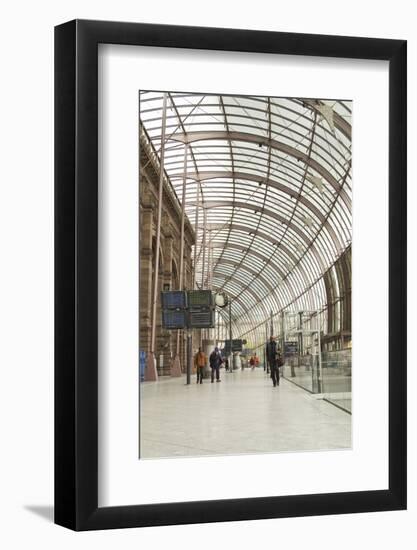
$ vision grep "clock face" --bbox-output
[215,292,228,308]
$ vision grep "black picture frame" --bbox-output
[55,19,407,531]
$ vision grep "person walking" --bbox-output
[277,348,284,380]
[209,347,223,383]
[266,336,280,387]
[225,357,229,372]
[194,347,207,384]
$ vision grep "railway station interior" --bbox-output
[139,92,352,459]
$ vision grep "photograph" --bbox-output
[0,0,410,542]
[138,91,352,459]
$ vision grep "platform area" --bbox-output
[140,368,351,459]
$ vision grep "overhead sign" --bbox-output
[187,290,213,307]
[161,290,215,329]
[161,290,187,309]
[188,310,215,329]
[284,341,298,355]
[162,310,187,329]
[224,339,244,353]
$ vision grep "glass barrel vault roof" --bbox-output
[139,92,352,346]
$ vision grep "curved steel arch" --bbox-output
[300,99,351,140]
[215,257,276,295]
[177,170,345,248]
[206,226,320,301]
[140,93,352,343]
[167,140,351,189]
[208,241,298,305]
[198,207,336,270]
[170,131,351,208]
[213,286,262,329]
[212,272,269,317]
[211,242,332,330]
[145,107,351,180]
[205,223,300,265]
[206,206,339,272]
[187,194,343,272]
[148,117,350,182]
[144,94,351,144]
[195,223,325,298]
[167,150,352,243]
[190,200,328,272]
[208,239,290,281]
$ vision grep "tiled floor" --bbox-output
[140,368,351,459]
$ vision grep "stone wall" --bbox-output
[139,127,195,375]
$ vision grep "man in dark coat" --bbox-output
[266,336,280,387]
[209,347,223,382]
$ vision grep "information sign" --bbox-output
[161,290,187,309]
[162,309,187,329]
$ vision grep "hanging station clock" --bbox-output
[214,292,229,308]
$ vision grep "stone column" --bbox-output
[154,234,166,376]
[163,230,182,377]
[140,201,158,381]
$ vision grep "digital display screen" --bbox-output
[162,310,187,329]
[224,339,243,352]
[188,310,215,328]
[284,341,298,355]
[187,290,213,307]
[161,291,187,309]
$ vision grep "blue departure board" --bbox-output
[161,291,187,309]
[162,310,187,329]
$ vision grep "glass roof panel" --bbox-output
[140,91,352,347]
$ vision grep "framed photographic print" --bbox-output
[55,20,406,530]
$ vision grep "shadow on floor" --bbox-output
[24,505,54,523]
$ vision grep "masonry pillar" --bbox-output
[140,204,158,381]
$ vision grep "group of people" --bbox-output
[194,338,284,387]
[194,347,223,384]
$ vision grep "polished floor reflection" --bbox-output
[140,368,351,459]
